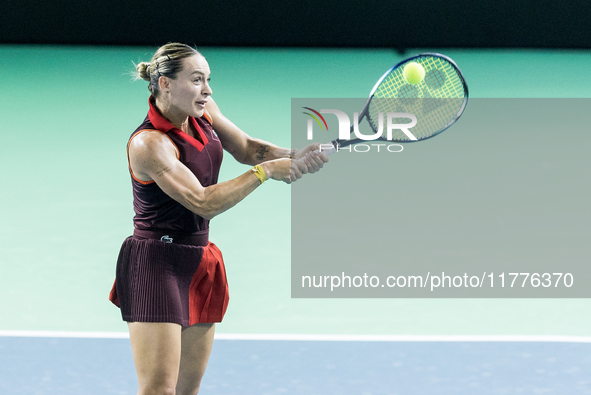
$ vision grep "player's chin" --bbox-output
[192,106,206,118]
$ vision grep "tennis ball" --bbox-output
[403,62,425,85]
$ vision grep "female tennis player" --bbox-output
[109,43,327,395]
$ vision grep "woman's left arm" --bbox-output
[205,98,328,170]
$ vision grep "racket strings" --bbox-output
[367,55,467,141]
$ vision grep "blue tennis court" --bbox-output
[2,333,591,394]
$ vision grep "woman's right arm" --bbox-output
[128,131,300,220]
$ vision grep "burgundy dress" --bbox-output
[109,97,229,326]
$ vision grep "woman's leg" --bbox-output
[175,323,216,395]
[128,322,183,395]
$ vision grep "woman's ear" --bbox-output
[158,76,170,92]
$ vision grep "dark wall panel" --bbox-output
[1,0,590,48]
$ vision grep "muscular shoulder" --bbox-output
[128,130,180,182]
[129,130,178,160]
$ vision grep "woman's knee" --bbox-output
[139,377,178,395]
[176,377,203,395]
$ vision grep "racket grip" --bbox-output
[313,143,337,156]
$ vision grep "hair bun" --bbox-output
[136,62,151,81]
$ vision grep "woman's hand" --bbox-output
[261,158,310,184]
[291,143,330,173]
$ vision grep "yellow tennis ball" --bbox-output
[403,62,425,84]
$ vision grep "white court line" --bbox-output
[215,334,591,343]
[0,331,130,339]
[1,330,591,343]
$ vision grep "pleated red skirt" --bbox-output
[109,237,229,326]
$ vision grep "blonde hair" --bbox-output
[135,43,201,97]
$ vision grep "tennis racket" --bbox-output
[317,53,468,155]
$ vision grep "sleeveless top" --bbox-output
[128,97,223,234]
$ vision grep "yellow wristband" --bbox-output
[252,164,267,185]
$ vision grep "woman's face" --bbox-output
[164,54,212,119]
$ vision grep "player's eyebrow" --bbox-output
[190,70,209,77]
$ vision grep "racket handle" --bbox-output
[313,143,337,156]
